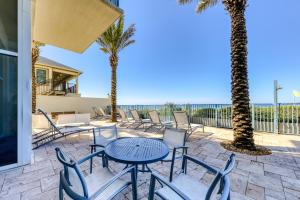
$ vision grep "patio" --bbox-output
[0,124,300,200]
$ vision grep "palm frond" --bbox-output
[196,0,219,13]
[119,40,135,51]
[178,0,193,5]
[96,16,135,55]
[118,24,136,51]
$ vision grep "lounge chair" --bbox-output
[92,106,102,119]
[92,107,111,119]
[148,153,236,200]
[32,109,97,149]
[89,125,118,172]
[129,109,151,129]
[99,107,111,119]
[173,111,204,139]
[55,147,137,200]
[145,110,173,132]
[118,108,133,127]
[160,128,188,181]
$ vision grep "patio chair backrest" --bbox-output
[173,111,189,127]
[148,110,161,124]
[209,154,236,199]
[181,155,227,200]
[93,125,118,146]
[130,110,140,121]
[223,153,236,175]
[163,128,186,147]
[55,147,88,198]
[118,108,127,121]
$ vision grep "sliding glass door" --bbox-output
[0,0,18,167]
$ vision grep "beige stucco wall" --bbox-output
[37,95,110,116]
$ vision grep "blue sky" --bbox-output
[41,0,300,104]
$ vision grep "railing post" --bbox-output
[252,104,255,130]
[274,103,279,134]
[215,105,218,128]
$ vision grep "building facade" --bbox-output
[0,0,121,170]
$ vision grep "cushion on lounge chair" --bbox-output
[57,113,91,126]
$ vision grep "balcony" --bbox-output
[36,79,78,96]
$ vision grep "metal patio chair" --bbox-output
[173,111,204,139]
[118,108,134,127]
[90,125,118,172]
[160,128,188,181]
[129,109,151,129]
[55,147,137,200]
[145,110,173,132]
[149,153,236,200]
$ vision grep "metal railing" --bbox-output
[118,103,300,135]
[36,79,77,95]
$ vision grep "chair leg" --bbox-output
[169,148,176,182]
[148,175,156,200]
[90,151,93,174]
[131,167,138,200]
[59,182,64,200]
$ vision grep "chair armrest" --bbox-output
[173,145,188,150]
[77,150,105,165]
[89,144,105,148]
[169,145,188,182]
[184,155,218,174]
[89,166,136,200]
[150,172,191,200]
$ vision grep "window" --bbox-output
[0,0,18,167]
[36,69,47,84]
[0,0,18,52]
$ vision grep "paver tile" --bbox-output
[264,163,296,178]
[246,183,265,200]
[1,125,300,200]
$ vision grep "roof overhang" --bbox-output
[32,0,122,53]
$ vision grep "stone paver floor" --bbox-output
[1,124,300,200]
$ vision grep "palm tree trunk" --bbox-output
[224,0,255,150]
[32,43,40,113]
[110,54,118,122]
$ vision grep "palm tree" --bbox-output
[32,41,44,113]
[96,16,136,122]
[179,0,255,150]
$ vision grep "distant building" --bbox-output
[35,56,82,96]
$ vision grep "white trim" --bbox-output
[0,49,18,57]
[0,0,31,171]
[0,163,20,171]
[17,0,32,167]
